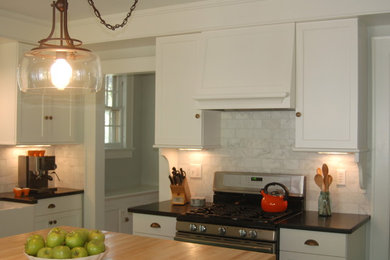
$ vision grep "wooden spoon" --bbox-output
[322,163,329,178]
[324,175,333,192]
[314,174,324,191]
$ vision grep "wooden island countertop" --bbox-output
[0,226,276,260]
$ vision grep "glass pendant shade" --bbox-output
[18,48,102,94]
[17,0,102,95]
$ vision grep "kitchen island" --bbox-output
[0,226,276,260]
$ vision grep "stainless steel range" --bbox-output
[175,171,305,257]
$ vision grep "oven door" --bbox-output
[175,231,276,254]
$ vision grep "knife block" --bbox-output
[170,178,191,205]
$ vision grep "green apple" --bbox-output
[74,228,89,242]
[46,229,66,248]
[49,227,68,237]
[88,229,105,242]
[52,245,72,259]
[70,247,88,258]
[25,237,45,256]
[37,247,53,259]
[27,234,45,244]
[86,239,105,255]
[65,231,85,248]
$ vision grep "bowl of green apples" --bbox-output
[24,227,107,259]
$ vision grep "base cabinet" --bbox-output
[279,226,366,260]
[33,194,83,230]
[104,191,158,234]
[132,213,176,240]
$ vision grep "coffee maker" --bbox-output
[18,156,57,193]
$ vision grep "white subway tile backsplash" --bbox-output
[179,110,370,215]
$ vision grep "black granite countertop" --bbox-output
[278,210,370,234]
[128,200,210,217]
[0,187,84,204]
[128,201,370,234]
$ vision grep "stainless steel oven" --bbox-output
[174,171,305,258]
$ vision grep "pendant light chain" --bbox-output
[87,0,139,31]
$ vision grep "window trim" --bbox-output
[104,74,135,159]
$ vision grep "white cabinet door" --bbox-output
[154,34,220,148]
[17,94,82,144]
[34,209,82,230]
[195,23,295,109]
[0,41,83,145]
[280,251,345,260]
[295,18,367,152]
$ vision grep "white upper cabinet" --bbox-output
[0,41,83,145]
[155,34,220,148]
[194,23,296,110]
[294,18,367,152]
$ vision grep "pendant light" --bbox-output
[17,0,138,94]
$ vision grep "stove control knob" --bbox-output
[189,224,197,232]
[248,230,257,239]
[199,225,207,232]
[238,229,247,238]
[218,227,226,235]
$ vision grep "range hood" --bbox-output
[194,23,295,110]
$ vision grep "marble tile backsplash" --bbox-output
[179,111,370,215]
[0,145,84,192]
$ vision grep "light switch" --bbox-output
[189,164,202,178]
[336,169,346,186]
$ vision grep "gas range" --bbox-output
[175,171,305,256]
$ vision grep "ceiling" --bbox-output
[0,0,205,21]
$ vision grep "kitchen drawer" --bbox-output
[34,209,82,230]
[34,194,82,216]
[280,228,347,257]
[132,213,176,239]
[280,251,345,260]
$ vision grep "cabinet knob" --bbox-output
[125,217,129,222]
[150,222,161,228]
[304,239,319,246]
[295,112,302,117]
[195,114,200,119]
[49,116,53,120]
[48,203,56,209]
[49,221,53,225]
[53,220,57,224]
[44,116,49,120]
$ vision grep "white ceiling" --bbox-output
[0,0,205,21]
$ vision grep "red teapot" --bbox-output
[260,182,289,213]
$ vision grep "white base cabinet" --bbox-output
[33,194,83,230]
[104,190,158,234]
[294,18,367,152]
[132,213,176,240]
[280,226,366,260]
[154,33,220,149]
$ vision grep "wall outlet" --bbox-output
[336,169,346,186]
[189,164,202,178]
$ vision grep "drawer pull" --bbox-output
[150,222,161,228]
[304,239,319,246]
[48,203,56,209]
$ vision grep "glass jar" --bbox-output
[318,191,331,217]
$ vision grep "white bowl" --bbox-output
[25,247,108,260]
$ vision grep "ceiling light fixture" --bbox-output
[17,0,138,94]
